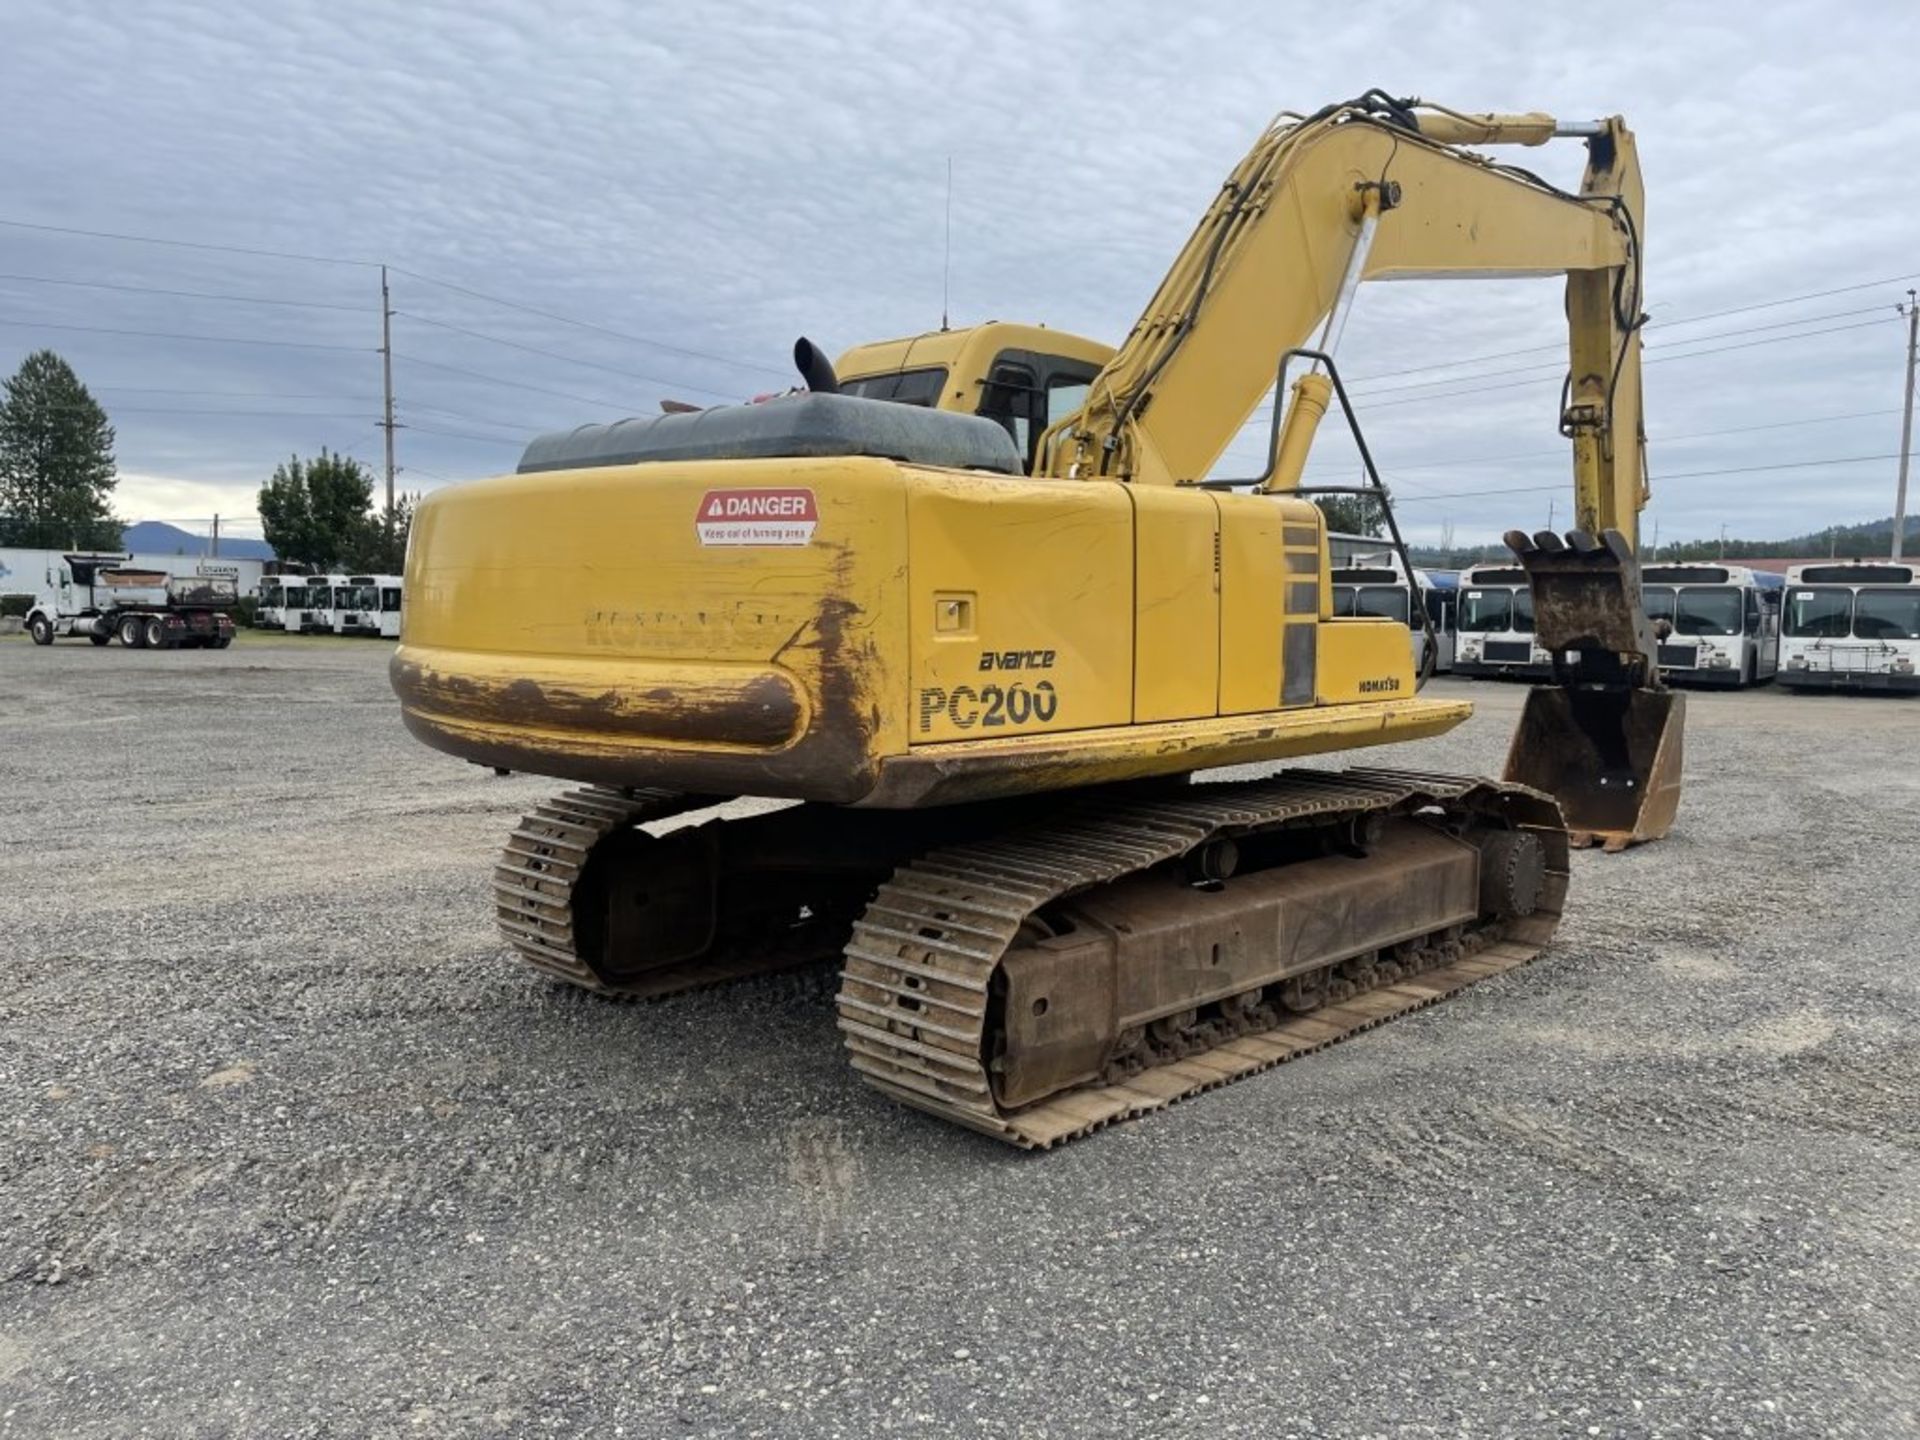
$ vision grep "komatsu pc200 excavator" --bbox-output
[392,93,1682,1147]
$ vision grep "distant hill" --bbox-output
[121,520,276,561]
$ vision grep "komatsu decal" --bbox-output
[695,488,817,546]
[1357,676,1403,694]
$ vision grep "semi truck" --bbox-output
[26,554,237,649]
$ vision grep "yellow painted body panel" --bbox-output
[1216,495,1287,714]
[395,455,912,803]
[1317,620,1422,705]
[907,472,1132,743]
[395,453,1444,807]
[1129,486,1219,723]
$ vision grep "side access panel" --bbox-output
[1129,486,1219,723]
[907,471,1132,744]
[1217,493,1323,713]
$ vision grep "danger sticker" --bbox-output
[695,487,818,546]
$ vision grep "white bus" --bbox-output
[337,574,404,637]
[1329,554,1451,676]
[1778,561,1920,694]
[1421,570,1459,675]
[257,575,310,631]
[1452,563,1550,680]
[1640,563,1782,688]
[298,573,347,634]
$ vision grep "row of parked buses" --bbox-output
[255,574,404,637]
[1329,542,1920,694]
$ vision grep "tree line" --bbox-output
[0,348,412,569]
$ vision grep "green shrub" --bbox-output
[236,595,260,628]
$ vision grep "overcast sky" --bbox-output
[3,0,1917,550]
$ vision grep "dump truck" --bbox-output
[392,93,1682,1147]
[26,554,237,649]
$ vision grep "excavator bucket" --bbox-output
[1500,528,1684,851]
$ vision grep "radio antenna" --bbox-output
[941,157,953,332]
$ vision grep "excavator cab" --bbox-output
[1503,528,1684,850]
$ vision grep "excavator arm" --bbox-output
[1043,94,1678,848]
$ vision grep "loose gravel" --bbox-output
[1,636,1915,1438]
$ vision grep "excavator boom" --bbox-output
[1035,94,1676,847]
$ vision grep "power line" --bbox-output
[403,423,527,449]
[108,406,377,419]
[93,386,382,400]
[0,316,371,352]
[1347,305,1895,398]
[1657,270,1920,330]
[391,269,788,380]
[1245,312,1901,423]
[1349,316,1899,414]
[395,311,738,399]
[399,400,538,434]
[0,272,372,313]
[392,352,632,411]
[0,215,784,380]
[1395,452,1904,503]
[1340,282,1920,387]
[0,217,378,268]
[1290,406,1908,482]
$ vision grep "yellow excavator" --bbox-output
[393,93,1682,1147]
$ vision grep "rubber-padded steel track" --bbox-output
[836,768,1568,1148]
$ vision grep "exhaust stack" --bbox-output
[792,337,840,394]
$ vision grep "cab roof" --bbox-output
[835,322,1113,398]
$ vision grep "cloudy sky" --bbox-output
[3,0,1917,550]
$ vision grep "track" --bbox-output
[836,768,1568,1148]
[493,786,820,998]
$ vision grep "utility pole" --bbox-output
[1895,290,1917,561]
[1719,523,1727,560]
[211,514,219,559]
[1546,497,1556,532]
[379,266,396,541]
[1650,518,1659,560]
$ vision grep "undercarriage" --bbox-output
[494,769,1567,1147]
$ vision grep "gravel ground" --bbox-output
[2,636,1916,1439]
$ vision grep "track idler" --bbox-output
[1501,528,1684,851]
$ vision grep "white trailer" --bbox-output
[1779,561,1920,693]
[25,553,237,649]
[337,574,403,638]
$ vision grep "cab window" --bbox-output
[1047,378,1090,427]
[977,361,1040,466]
